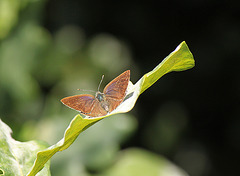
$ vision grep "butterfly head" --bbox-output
[95,91,105,102]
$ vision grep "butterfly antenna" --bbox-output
[98,75,104,91]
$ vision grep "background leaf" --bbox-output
[0,119,50,176]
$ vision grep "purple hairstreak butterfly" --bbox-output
[61,70,130,117]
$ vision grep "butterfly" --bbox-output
[61,70,130,117]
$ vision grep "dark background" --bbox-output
[1,0,240,176]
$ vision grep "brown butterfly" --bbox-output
[61,70,130,117]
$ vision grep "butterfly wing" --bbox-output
[61,94,108,117]
[103,70,130,112]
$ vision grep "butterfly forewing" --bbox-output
[61,94,107,116]
[103,70,130,111]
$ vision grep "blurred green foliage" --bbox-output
[0,0,192,176]
[95,148,188,176]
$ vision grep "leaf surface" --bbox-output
[0,120,50,176]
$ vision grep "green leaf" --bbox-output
[0,119,50,176]
[26,115,104,176]
[27,41,194,176]
[140,41,194,94]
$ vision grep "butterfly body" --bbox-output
[95,91,110,112]
[61,70,130,117]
